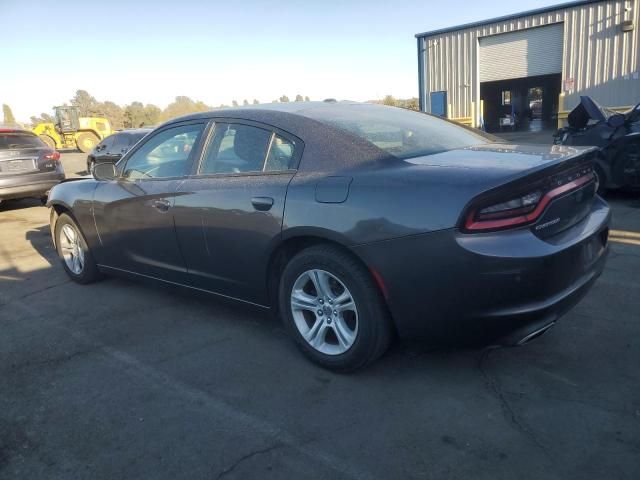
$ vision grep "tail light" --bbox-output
[42,151,61,161]
[464,167,594,232]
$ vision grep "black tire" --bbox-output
[39,135,56,149]
[54,213,102,284]
[279,244,392,372]
[593,163,607,196]
[76,133,99,153]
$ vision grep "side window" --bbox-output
[201,123,271,174]
[98,135,115,152]
[123,124,204,180]
[111,133,130,153]
[264,135,295,171]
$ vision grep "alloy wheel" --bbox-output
[59,224,85,274]
[290,269,358,355]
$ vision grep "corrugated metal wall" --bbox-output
[418,0,640,126]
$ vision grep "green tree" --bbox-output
[71,90,99,116]
[382,95,397,107]
[3,104,16,124]
[252,99,259,105]
[98,101,124,129]
[30,112,54,125]
[143,104,161,126]
[243,99,249,106]
[295,94,303,102]
[160,96,210,121]
[279,95,290,103]
[232,100,239,107]
[403,98,419,111]
[304,96,310,102]
[124,102,146,128]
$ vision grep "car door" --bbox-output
[93,121,206,282]
[92,134,116,164]
[173,119,301,304]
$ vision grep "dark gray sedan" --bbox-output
[47,102,610,371]
[0,128,65,205]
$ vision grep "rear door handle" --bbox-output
[152,198,171,212]
[251,196,274,211]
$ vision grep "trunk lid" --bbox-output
[0,148,42,176]
[406,143,598,236]
[0,147,57,176]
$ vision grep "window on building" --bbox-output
[501,91,512,106]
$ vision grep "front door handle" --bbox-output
[152,198,171,212]
[251,196,274,211]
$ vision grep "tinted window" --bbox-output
[97,135,115,152]
[130,131,149,144]
[304,104,491,160]
[123,124,203,180]
[111,133,130,152]
[0,133,46,150]
[201,123,271,174]
[264,134,295,171]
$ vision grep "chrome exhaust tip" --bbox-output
[516,321,556,346]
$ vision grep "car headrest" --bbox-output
[233,126,267,166]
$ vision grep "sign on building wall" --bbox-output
[563,78,575,93]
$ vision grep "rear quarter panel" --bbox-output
[283,163,508,246]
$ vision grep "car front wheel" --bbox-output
[55,213,101,284]
[279,245,392,371]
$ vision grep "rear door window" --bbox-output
[264,134,296,171]
[200,123,272,174]
[97,135,115,152]
[110,133,130,153]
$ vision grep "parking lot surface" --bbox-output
[1,152,639,479]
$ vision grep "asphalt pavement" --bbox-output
[1,151,639,480]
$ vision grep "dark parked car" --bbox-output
[0,127,65,205]
[554,96,640,193]
[86,128,151,172]
[47,102,610,371]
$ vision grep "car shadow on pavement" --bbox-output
[0,197,43,212]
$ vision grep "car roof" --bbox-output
[163,100,362,124]
[114,128,153,135]
[0,126,35,135]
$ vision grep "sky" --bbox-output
[1,0,562,122]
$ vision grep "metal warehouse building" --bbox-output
[416,0,640,132]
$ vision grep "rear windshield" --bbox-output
[304,104,493,159]
[0,133,46,150]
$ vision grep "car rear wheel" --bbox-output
[279,245,392,371]
[76,133,99,153]
[55,213,101,284]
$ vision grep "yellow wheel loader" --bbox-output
[32,106,113,153]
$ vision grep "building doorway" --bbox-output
[480,73,561,133]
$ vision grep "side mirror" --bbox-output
[607,113,625,128]
[93,162,117,181]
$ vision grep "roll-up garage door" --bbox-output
[479,23,564,82]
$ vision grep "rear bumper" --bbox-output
[0,171,65,200]
[353,196,610,344]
